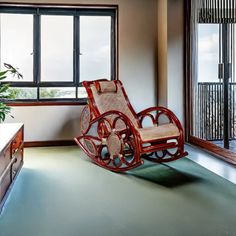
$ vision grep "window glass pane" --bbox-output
[80,16,111,81]
[41,16,73,82]
[8,87,37,100]
[193,24,221,140]
[39,87,75,99]
[77,87,87,98]
[0,14,33,82]
[198,24,219,82]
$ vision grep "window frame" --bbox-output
[0,4,118,104]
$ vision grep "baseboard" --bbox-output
[24,140,76,147]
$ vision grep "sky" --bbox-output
[198,24,219,82]
[198,23,236,83]
[0,13,111,83]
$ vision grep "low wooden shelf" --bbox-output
[0,123,24,213]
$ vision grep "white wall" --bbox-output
[4,0,158,142]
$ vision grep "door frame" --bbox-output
[184,0,236,165]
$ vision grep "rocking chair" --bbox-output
[74,79,188,172]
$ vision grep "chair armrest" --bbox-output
[137,106,183,132]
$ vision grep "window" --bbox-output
[0,6,117,103]
[0,13,34,82]
[185,0,236,161]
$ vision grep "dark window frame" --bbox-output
[0,5,118,104]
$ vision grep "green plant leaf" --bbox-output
[0,75,7,80]
[0,63,22,122]
[0,70,8,77]
[0,84,10,93]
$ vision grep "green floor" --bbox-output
[0,146,235,236]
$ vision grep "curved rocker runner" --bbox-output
[74,79,188,172]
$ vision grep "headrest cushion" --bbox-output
[95,80,117,93]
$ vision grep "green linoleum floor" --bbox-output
[0,146,236,236]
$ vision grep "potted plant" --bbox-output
[0,63,22,122]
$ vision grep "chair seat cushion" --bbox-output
[137,123,180,142]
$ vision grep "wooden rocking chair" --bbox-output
[74,79,188,172]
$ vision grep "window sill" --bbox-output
[7,101,87,106]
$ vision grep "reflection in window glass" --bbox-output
[41,16,73,82]
[80,16,111,81]
[77,87,87,98]
[0,14,33,82]
[198,24,219,82]
[0,8,116,102]
[193,24,221,140]
[39,87,75,99]
[8,87,37,99]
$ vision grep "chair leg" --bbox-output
[75,109,148,172]
[75,135,143,172]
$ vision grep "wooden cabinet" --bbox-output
[0,123,24,212]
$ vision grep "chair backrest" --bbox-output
[83,79,141,128]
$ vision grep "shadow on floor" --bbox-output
[127,163,203,188]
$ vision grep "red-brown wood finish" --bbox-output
[74,79,188,172]
[189,136,236,165]
[0,123,24,213]
[8,101,86,106]
[24,140,75,147]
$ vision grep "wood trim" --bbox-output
[24,140,76,147]
[0,161,23,214]
[189,136,236,165]
[8,101,86,106]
